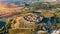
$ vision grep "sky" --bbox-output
[0,0,59,2]
[1,0,20,1]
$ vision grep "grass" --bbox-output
[57,23,60,28]
[9,28,35,34]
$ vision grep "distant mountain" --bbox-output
[20,0,59,2]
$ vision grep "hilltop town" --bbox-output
[0,2,60,34]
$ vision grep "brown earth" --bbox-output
[0,3,24,18]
